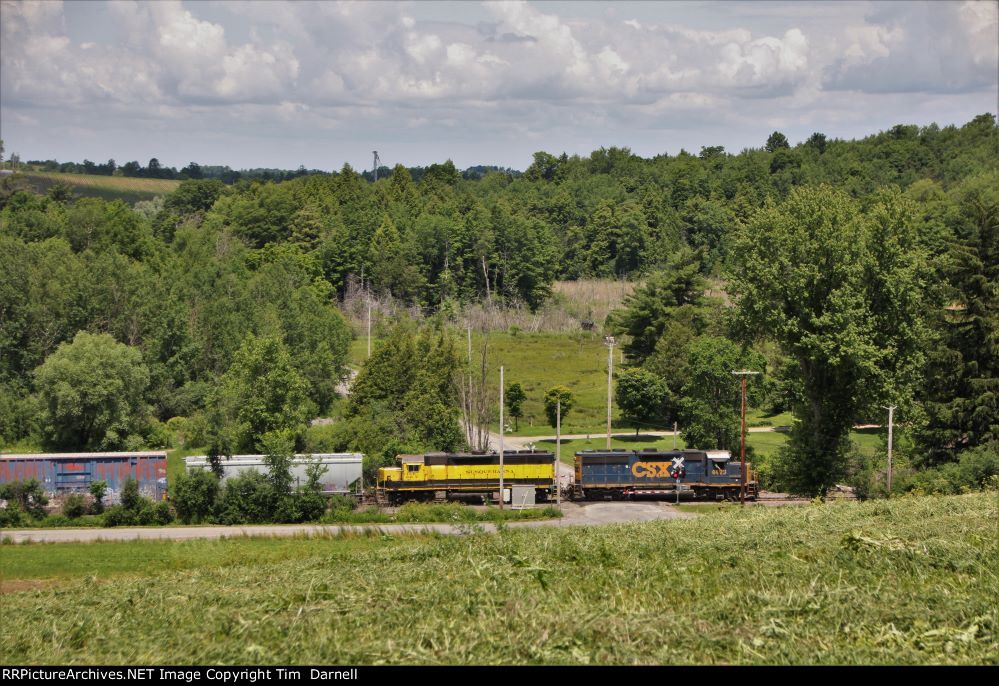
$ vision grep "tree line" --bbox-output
[0,114,995,498]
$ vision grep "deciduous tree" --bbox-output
[731,186,928,495]
[34,331,150,450]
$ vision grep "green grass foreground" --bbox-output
[1,493,996,665]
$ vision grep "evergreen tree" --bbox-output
[918,172,999,463]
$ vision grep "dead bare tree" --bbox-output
[458,334,492,451]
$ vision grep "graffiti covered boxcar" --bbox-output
[0,452,168,503]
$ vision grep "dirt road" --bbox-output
[4,501,693,544]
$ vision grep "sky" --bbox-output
[1,0,996,172]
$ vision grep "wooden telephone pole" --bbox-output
[731,369,759,505]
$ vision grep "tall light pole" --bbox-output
[499,365,505,510]
[731,369,760,505]
[884,405,896,494]
[605,336,615,449]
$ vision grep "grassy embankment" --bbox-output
[15,171,179,204]
[1,492,995,664]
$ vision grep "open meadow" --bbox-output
[1,492,994,665]
[16,171,180,204]
[349,329,796,437]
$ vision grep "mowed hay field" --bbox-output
[18,171,180,204]
[2,493,996,665]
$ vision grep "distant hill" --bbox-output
[16,171,180,204]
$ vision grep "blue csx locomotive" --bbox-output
[573,448,758,501]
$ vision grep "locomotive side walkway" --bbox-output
[4,501,696,543]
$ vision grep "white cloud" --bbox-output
[1,0,995,169]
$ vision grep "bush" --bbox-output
[899,443,999,495]
[89,480,107,514]
[102,505,131,527]
[102,476,170,527]
[272,495,301,524]
[0,479,49,518]
[215,471,276,524]
[295,490,327,523]
[153,501,173,525]
[120,477,141,510]
[0,506,28,528]
[171,469,220,523]
[62,493,88,519]
[328,494,357,513]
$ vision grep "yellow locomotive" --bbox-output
[376,450,557,505]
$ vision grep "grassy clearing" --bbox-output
[17,171,179,204]
[349,330,799,437]
[166,446,207,484]
[1,492,995,664]
[351,331,628,434]
[550,279,636,329]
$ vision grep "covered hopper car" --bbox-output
[376,450,556,505]
[184,454,363,494]
[573,448,758,501]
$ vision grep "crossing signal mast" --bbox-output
[372,151,381,182]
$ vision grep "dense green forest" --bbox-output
[1,114,996,496]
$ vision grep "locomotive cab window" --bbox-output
[407,464,420,472]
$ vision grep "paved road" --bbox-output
[3,501,693,544]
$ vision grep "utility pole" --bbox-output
[556,397,561,508]
[499,365,505,510]
[673,421,678,450]
[885,405,896,494]
[372,151,381,182]
[605,336,615,450]
[731,369,760,505]
[366,299,372,359]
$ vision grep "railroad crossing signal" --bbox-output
[669,456,686,479]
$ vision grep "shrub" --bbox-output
[0,479,49,518]
[0,506,28,528]
[62,493,88,519]
[89,480,107,514]
[899,443,999,495]
[120,477,141,510]
[102,505,131,527]
[295,490,327,523]
[153,501,173,525]
[328,494,357,513]
[170,470,220,524]
[272,496,301,524]
[215,471,276,524]
[133,501,158,526]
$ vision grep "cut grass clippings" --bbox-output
[1,492,995,665]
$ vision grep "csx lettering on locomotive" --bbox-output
[631,461,673,478]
